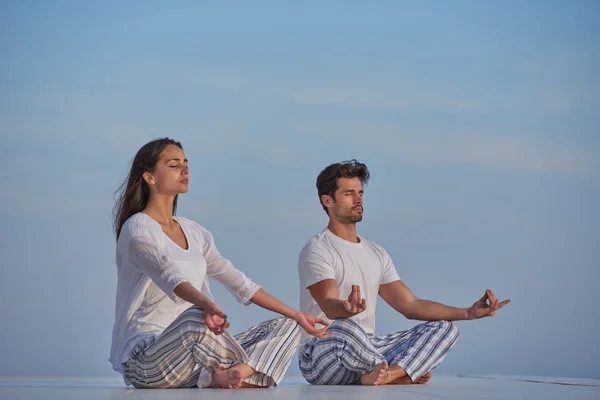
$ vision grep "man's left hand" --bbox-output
[467,289,511,320]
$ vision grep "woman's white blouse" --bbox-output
[109,212,261,377]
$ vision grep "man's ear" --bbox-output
[321,194,334,209]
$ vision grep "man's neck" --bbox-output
[327,219,359,243]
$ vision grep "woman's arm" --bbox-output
[197,224,331,338]
[173,282,230,334]
[249,288,298,319]
[249,288,331,339]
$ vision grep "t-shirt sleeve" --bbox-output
[128,235,192,304]
[298,244,336,289]
[198,226,261,306]
[380,249,401,285]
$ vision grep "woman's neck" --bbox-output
[142,194,176,228]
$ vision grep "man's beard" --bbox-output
[333,205,363,223]
[344,213,363,223]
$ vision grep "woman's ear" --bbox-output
[142,172,155,185]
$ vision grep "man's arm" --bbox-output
[379,281,511,321]
[308,280,366,320]
[379,280,470,321]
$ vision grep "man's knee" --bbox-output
[427,320,459,341]
[329,318,368,338]
[442,320,459,339]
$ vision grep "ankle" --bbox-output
[235,364,256,379]
[387,365,407,381]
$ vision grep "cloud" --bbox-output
[290,119,600,178]
[283,85,477,112]
[2,62,598,179]
[513,50,600,114]
[387,132,598,177]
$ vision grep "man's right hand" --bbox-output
[343,285,367,315]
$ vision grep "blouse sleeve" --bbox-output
[197,226,261,305]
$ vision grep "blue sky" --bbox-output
[1,1,598,380]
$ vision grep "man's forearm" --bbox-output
[403,299,470,321]
[321,298,356,319]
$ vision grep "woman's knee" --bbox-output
[272,316,302,335]
[172,306,209,338]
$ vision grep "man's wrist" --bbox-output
[464,307,473,320]
[336,300,349,315]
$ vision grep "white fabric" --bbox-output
[109,212,261,380]
[298,228,400,344]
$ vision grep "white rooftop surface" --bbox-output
[1,375,599,400]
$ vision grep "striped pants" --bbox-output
[123,306,301,388]
[299,318,459,385]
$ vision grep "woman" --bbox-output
[109,138,330,389]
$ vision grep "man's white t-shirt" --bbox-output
[298,228,401,344]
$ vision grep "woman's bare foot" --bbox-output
[360,361,389,385]
[212,364,256,389]
[390,371,432,385]
[239,382,270,389]
[212,368,243,389]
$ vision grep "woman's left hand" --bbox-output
[295,312,333,339]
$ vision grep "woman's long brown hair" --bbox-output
[112,138,182,240]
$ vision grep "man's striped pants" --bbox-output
[299,318,459,385]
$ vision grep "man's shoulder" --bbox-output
[300,230,332,254]
[361,237,389,255]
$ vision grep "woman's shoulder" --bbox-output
[121,212,162,240]
[175,216,211,241]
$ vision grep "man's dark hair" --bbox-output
[316,159,370,214]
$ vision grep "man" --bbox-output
[297,160,510,386]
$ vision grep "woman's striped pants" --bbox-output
[123,306,301,388]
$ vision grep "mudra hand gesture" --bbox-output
[344,285,367,315]
[467,289,511,320]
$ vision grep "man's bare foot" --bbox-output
[390,371,432,385]
[360,361,389,386]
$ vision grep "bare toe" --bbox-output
[360,361,389,386]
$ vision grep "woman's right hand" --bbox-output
[204,301,229,335]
